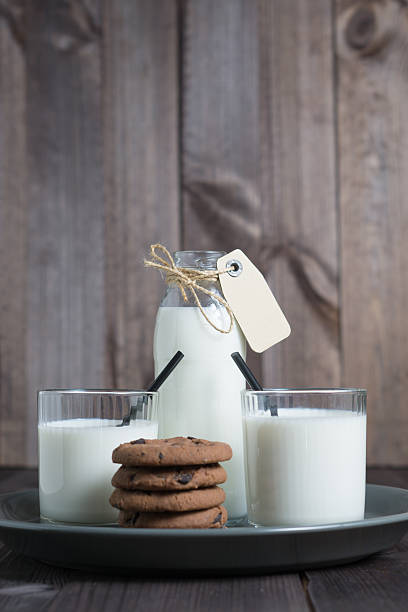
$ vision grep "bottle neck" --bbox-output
[174,250,226,270]
[161,251,226,307]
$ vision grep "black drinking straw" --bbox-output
[231,352,278,416]
[118,351,184,426]
[231,352,263,390]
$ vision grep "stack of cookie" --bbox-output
[110,436,232,529]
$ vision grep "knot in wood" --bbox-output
[345,6,377,51]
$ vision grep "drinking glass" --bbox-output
[242,388,367,527]
[38,389,158,524]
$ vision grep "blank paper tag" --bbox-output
[217,249,291,353]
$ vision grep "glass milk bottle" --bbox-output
[153,250,247,522]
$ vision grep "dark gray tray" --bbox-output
[0,485,407,575]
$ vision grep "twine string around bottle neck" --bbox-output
[144,244,234,334]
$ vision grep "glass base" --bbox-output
[40,514,117,527]
[247,512,366,528]
[226,515,248,527]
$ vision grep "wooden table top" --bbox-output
[0,467,407,611]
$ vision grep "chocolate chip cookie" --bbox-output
[111,463,227,491]
[119,505,228,529]
[112,437,232,467]
[110,484,225,513]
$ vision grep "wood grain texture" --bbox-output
[0,468,37,494]
[0,468,65,610]
[367,467,408,489]
[307,540,408,612]
[181,0,262,376]
[103,0,180,389]
[258,0,340,389]
[336,0,408,464]
[182,0,261,256]
[307,526,408,612]
[0,1,27,465]
[0,550,63,612]
[24,0,105,464]
[45,575,309,612]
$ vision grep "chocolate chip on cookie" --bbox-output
[177,473,192,485]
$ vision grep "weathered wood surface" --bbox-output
[182,0,260,257]
[103,0,180,389]
[258,0,340,390]
[336,0,408,465]
[0,0,27,465]
[0,468,407,611]
[0,0,408,466]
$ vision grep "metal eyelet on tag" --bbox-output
[226,259,243,277]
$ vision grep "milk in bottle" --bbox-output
[153,251,247,522]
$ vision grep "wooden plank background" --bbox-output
[0,0,407,466]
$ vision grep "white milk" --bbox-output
[243,409,366,526]
[154,306,247,521]
[38,418,158,523]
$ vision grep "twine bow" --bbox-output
[144,244,234,333]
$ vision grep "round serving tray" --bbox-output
[0,484,407,575]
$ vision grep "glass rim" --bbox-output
[38,389,158,396]
[242,387,367,396]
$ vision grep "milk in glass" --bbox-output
[154,251,247,522]
[38,390,158,524]
[243,406,366,526]
[39,418,158,523]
